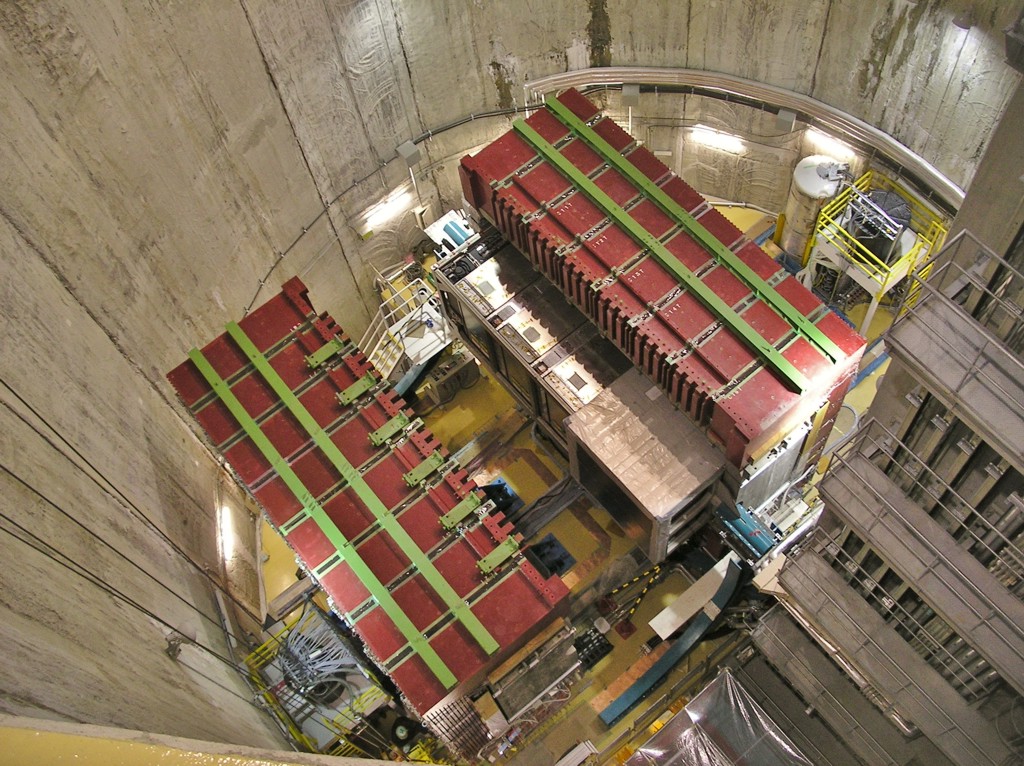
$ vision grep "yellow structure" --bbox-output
[805,170,948,333]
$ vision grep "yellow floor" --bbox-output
[412,364,714,765]
[253,271,898,764]
[714,205,771,239]
[259,518,301,610]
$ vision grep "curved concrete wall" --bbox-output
[0,0,1019,745]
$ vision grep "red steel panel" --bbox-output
[458,88,866,468]
[392,574,446,631]
[696,208,744,249]
[167,277,568,716]
[285,518,336,569]
[593,166,641,206]
[430,623,490,679]
[322,489,376,541]
[621,259,679,306]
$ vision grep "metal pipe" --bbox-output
[524,68,964,211]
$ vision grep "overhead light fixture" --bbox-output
[952,11,974,29]
[217,504,236,562]
[805,128,857,162]
[690,124,745,154]
[361,188,413,238]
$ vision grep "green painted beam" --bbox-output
[369,413,411,446]
[403,450,445,487]
[187,347,457,689]
[477,537,520,574]
[543,96,844,364]
[305,337,348,369]
[439,493,483,531]
[225,323,500,656]
[338,373,377,405]
[512,120,810,393]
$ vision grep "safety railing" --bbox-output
[809,526,1000,701]
[243,615,320,751]
[813,170,948,292]
[359,276,439,379]
[827,418,1024,607]
[242,613,385,757]
[889,232,1024,435]
[898,230,1024,351]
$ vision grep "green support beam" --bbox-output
[439,493,483,531]
[477,537,520,574]
[403,450,446,487]
[187,347,458,689]
[305,337,349,369]
[512,119,810,393]
[369,413,411,446]
[225,323,500,656]
[338,373,377,405]
[543,96,843,364]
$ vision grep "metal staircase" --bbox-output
[359,277,451,381]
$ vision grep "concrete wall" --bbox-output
[0,0,1019,746]
[953,81,1024,256]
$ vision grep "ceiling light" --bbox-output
[805,128,857,162]
[690,125,745,153]
[361,188,413,237]
[217,504,236,561]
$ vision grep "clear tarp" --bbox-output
[624,669,814,766]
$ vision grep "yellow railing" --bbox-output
[243,617,388,757]
[811,170,948,294]
[242,616,320,750]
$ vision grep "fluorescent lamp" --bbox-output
[691,125,745,153]
[218,504,235,561]
[362,189,413,237]
[805,128,857,162]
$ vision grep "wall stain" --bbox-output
[587,0,612,67]
[891,0,932,75]
[489,61,514,109]
[857,0,940,103]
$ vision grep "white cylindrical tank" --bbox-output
[780,155,843,260]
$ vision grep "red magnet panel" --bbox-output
[390,657,447,713]
[167,276,569,716]
[459,89,867,467]
[621,259,680,305]
[286,518,336,570]
[319,561,372,611]
[355,532,411,586]
[430,622,490,679]
[594,166,643,207]
[322,488,376,541]
[517,162,572,205]
[392,574,447,631]
[524,107,573,145]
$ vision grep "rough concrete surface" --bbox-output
[0,0,1021,749]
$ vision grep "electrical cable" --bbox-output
[0,509,236,667]
[0,511,267,714]
[1,462,230,638]
[0,377,262,625]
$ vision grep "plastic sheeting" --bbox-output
[625,669,813,766]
